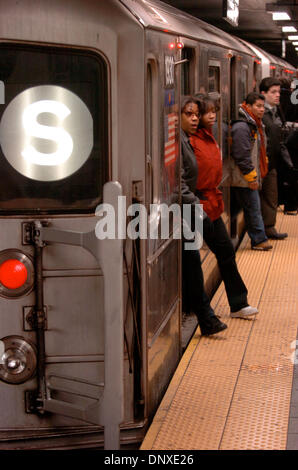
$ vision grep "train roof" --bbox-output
[237,38,297,73]
[271,53,296,72]
[119,0,254,56]
[236,39,270,65]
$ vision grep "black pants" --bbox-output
[279,167,298,211]
[203,216,248,312]
[260,168,278,230]
[182,243,216,326]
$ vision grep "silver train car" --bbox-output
[0,0,295,450]
[237,37,297,80]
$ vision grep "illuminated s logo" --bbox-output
[0,85,93,181]
[22,100,73,166]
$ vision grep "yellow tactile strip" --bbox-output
[141,210,298,450]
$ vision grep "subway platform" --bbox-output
[141,209,298,450]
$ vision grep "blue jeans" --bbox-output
[233,187,268,247]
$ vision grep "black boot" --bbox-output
[199,315,227,336]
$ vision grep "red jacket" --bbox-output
[190,128,224,221]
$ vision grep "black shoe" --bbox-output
[200,317,227,336]
[284,210,298,216]
[266,228,288,240]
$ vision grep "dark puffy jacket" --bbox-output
[179,129,207,222]
[230,107,263,187]
[180,129,200,206]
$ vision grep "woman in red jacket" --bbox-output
[190,94,258,319]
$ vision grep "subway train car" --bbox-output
[0,0,294,450]
[237,38,297,80]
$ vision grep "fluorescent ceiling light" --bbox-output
[292,42,298,46]
[288,35,298,40]
[295,47,298,51]
[282,26,297,33]
[272,12,291,20]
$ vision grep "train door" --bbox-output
[146,60,159,212]
[145,35,181,417]
[207,59,232,228]
[181,46,196,95]
[230,56,250,239]
[230,54,241,239]
[208,61,222,147]
[0,44,123,448]
[253,60,262,91]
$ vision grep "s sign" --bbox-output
[0,85,93,181]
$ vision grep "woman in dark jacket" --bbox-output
[180,96,227,335]
[190,94,258,319]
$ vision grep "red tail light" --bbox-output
[0,250,34,298]
[0,259,28,289]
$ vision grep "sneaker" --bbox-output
[252,241,273,251]
[200,317,228,336]
[230,306,259,319]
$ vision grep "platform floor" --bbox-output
[141,210,298,450]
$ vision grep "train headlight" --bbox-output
[0,336,37,384]
[0,250,34,298]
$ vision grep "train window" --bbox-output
[181,48,195,95]
[208,64,221,146]
[240,65,248,103]
[253,62,258,92]
[147,63,153,175]
[208,66,220,93]
[230,56,237,120]
[0,45,108,215]
[146,61,156,206]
